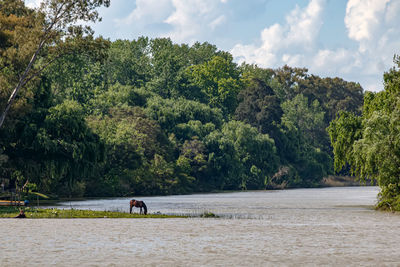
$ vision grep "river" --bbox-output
[1,186,400,266]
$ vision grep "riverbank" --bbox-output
[320,176,375,187]
[0,207,185,219]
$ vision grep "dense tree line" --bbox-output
[1,1,364,198]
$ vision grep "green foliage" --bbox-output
[145,96,224,134]
[86,107,172,196]
[329,55,400,210]
[188,55,242,116]
[281,94,326,149]
[1,98,104,197]
[32,100,104,196]
[0,0,42,126]
[175,120,216,141]
[0,0,111,128]
[235,76,290,167]
[328,111,363,173]
[148,38,184,97]
[88,83,149,115]
[272,66,364,121]
[200,211,218,218]
[102,37,151,87]
[235,77,282,135]
[205,121,278,190]
[176,137,208,191]
[44,52,107,105]
[279,94,333,185]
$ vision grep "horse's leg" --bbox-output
[140,207,143,214]
[130,202,133,214]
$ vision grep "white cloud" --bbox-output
[112,0,229,44]
[164,0,229,44]
[260,24,284,53]
[345,0,389,43]
[344,0,400,88]
[209,15,226,30]
[231,0,326,67]
[115,0,172,28]
[286,0,324,46]
[231,0,400,92]
[312,48,358,74]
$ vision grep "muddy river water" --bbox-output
[2,186,400,266]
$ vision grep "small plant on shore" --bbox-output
[200,211,218,218]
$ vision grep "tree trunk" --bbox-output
[0,39,45,129]
[0,82,24,128]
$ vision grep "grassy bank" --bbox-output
[0,207,186,219]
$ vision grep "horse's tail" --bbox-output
[142,201,147,215]
[129,200,133,214]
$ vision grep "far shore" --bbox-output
[320,176,374,187]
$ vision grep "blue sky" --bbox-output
[26,0,400,92]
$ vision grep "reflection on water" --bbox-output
[2,186,400,266]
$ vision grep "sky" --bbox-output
[25,0,400,92]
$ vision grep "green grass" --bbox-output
[0,206,186,219]
[200,211,219,218]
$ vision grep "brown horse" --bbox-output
[130,199,147,215]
